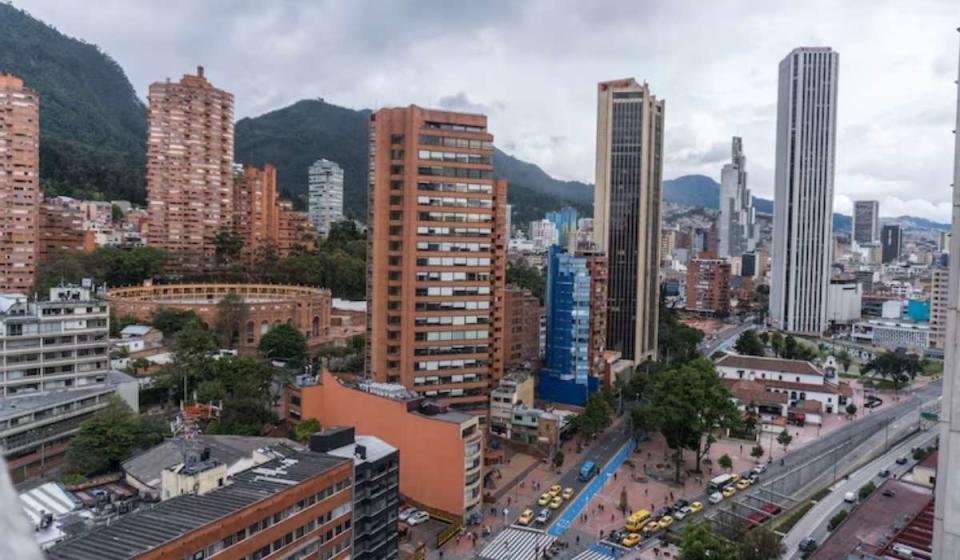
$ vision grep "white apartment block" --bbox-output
[308,159,344,237]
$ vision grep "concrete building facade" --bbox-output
[0,74,40,292]
[853,200,880,246]
[145,67,235,270]
[685,258,732,315]
[365,106,507,414]
[593,78,664,362]
[881,224,903,264]
[930,267,948,349]
[308,159,345,238]
[718,137,757,258]
[502,286,542,370]
[770,48,839,335]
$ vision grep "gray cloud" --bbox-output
[14,0,960,221]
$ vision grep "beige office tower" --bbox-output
[366,106,507,415]
[931,267,949,350]
[146,66,234,270]
[0,73,39,292]
[593,78,664,362]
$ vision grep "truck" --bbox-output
[708,474,735,494]
[579,460,598,482]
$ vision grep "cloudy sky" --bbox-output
[17,0,960,221]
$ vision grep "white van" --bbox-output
[844,492,855,503]
[709,492,724,505]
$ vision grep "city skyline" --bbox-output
[14,0,959,223]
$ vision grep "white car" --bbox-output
[398,507,417,522]
[753,464,768,474]
[674,506,691,520]
[708,492,724,505]
[407,511,430,526]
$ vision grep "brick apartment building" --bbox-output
[581,247,608,379]
[502,286,542,369]
[48,447,354,560]
[365,106,508,415]
[39,197,96,257]
[146,66,235,269]
[0,73,40,292]
[686,257,732,315]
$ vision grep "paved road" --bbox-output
[781,427,939,558]
[700,320,754,356]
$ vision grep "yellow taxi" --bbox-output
[549,484,562,496]
[622,533,642,547]
[689,501,704,513]
[625,509,651,532]
[549,495,564,509]
[517,508,534,526]
[538,492,552,506]
[736,479,751,490]
[642,520,661,535]
[658,515,674,529]
[722,486,737,498]
[561,487,574,500]
[730,473,741,483]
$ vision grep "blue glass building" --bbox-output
[545,207,578,248]
[539,246,597,406]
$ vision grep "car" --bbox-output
[799,537,818,554]
[879,469,891,477]
[882,489,896,498]
[708,492,724,505]
[674,506,691,520]
[844,492,856,503]
[730,473,741,483]
[655,506,672,519]
[658,515,674,529]
[722,486,737,498]
[407,511,430,526]
[608,529,626,543]
[689,501,704,513]
[761,503,782,515]
[622,533,642,547]
[398,507,417,521]
[896,457,909,465]
[517,508,535,526]
[753,464,768,474]
[736,479,751,490]
[745,512,767,529]
[748,472,760,484]
[538,493,552,506]
[671,499,690,512]
[642,520,661,535]
[535,508,551,525]
[562,487,574,500]
[549,495,564,509]
[549,484,562,496]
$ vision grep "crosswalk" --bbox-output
[572,549,616,560]
[478,527,556,559]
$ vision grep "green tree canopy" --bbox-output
[734,330,765,356]
[506,260,545,302]
[769,332,784,357]
[658,298,705,366]
[151,307,202,339]
[66,397,167,476]
[679,523,736,560]
[862,349,923,392]
[259,323,308,367]
[738,527,785,560]
[292,418,321,443]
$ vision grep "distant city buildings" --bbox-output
[718,137,756,258]
[365,106,507,414]
[593,78,664,362]
[0,73,40,292]
[528,218,559,252]
[853,200,880,246]
[685,258,732,315]
[770,48,839,335]
[145,67,235,270]
[881,224,903,264]
[930,267,948,349]
[545,207,578,248]
[308,158,344,237]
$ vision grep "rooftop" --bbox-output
[716,354,822,376]
[324,435,397,464]
[47,448,348,560]
[119,325,154,337]
[0,371,135,423]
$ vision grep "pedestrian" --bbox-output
[739,444,743,453]
[645,488,648,496]
[576,535,580,545]
[611,513,615,522]
[614,472,618,481]
[439,552,444,560]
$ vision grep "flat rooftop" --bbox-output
[47,448,348,560]
[325,435,397,464]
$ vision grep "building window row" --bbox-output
[416,329,489,342]
[414,344,488,357]
[415,358,489,371]
[414,315,489,326]
[423,122,485,133]
[416,241,491,253]
[418,212,492,224]
[417,181,492,194]
[417,196,493,209]
[417,150,491,165]
[416,286,490,297]
[418,166,493,180]
[418,135,493,150]
[415,271,489,282]
[416,256,491,267]
[416,226,492,238]
[414,373,482,386]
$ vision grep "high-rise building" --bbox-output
[593,78,664,362]
[853,200,880,246]
[528,218,559,252]
[930,267,948,350]
[770,48,839,335]
[881,224,902,264]
[580,247,609,381]
[0,73,39,292]
[365,106,507,415]
[502,286,542,370]
[308,159,344,237]
[146,67,234,270]
[540,246,592,405]
[718,137,757,258]
[233,164,279,261]
[685,258,732,315]
[545,207,578,248]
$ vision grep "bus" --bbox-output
[708,474,735,494]
[579,461,598,482]
[625,509,652,532]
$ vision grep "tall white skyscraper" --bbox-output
[852,200,880,245]
[307,158,344,237]
[770,47,839,335]
[718,136,756,258]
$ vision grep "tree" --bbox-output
[738,527,785,560]
[151,307,202,338]
[111,203,124,223]
[573,393,613,437]
[213,293,248,349]
[758,331,770,345]
[619,487,630,515]
[750,444,765,463]
[769,332,785,357]
[159,319,218,403]
[292,418,321,443]
[837,350,853,373]
[734,330,765,356]
[862,349,923,393]
[65,397,166,476]
[777,429,793,452]
[213,228,245,271]
[782,335,816,361]
[658,296,705,366]
[623,366,650,401]
[326,220,363,244]
[127,357,151,376]
[506,261,545,302]
[679,523,736,560]
[718,454,733,472]
[629,406,655,442]
[259,323,308,367]
[553,450,565,468]
[846,403,858,417]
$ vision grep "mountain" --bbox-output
[0,4,146,202]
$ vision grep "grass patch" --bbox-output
[811,487,831,502]
[860,377,901,391]
[774,501,814,533]
[923,361,944,376]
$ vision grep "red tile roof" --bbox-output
[716,354,823,376]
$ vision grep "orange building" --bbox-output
[580,247,609,378]
[146,66,234,270]
[366,106,508,415]
[38,197,96,257]
[502,286,542,369]
[0,73,40,292]
[288,370,483,519]
[233,164,279,261]
[686,257,732,315]
[276,199,316,256]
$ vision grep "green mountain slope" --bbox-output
[0,3,146,202]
